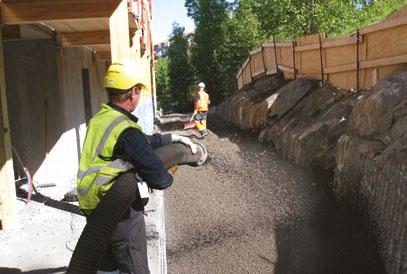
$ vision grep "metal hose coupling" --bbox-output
[194,142,208,166]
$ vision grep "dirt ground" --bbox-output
[159,113,385,274]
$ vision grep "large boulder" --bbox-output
[259,80,353,167]
[334,70,407,274]
[216,72,285,129]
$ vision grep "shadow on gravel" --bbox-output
[273,167,385,274]
[207,114,386,274]
[160,113,385,273]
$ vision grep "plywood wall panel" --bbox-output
[263,46,277,74]
[328,71,357,90]
[280,47,294,68]
[299,50,321,76]
[242,64,251,85]
[250,51,265,77]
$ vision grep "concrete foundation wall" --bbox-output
[4,40,107,192]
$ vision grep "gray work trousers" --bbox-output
[98,208,150,274]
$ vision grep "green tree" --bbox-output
[187,0,230,105]
[220,0,265,97]
[155,57,172,111]
[168,23,194,112]
[252,0,406,39]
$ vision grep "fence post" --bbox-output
[292,41,296,79]
[319,33,324,81]
[261,46,266,75]
[356,29,360,91]
[248,54,253,82]
[273,36,278,72]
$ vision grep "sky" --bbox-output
[152,0,195,44]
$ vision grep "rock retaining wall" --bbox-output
[216,70,407,274]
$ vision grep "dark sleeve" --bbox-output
[146,133,172,148]
[114,128,173,190]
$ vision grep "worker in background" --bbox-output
[191,82,211,138]
[76,61,197,274]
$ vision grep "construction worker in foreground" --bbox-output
[76,61,197,273]
[191,82,211,138]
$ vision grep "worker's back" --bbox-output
[196,90,210,112]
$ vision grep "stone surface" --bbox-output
[335,70,407,274]
[259,80,353,167]
[216,73,285,129]
[217,69,407,274]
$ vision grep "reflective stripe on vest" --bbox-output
[77,159,134,196]
[76,104,142,211]
[76,115,127,183]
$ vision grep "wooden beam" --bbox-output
[360,53,407,69]
[96,51,111,60]
[322,35,360,48]
[275,42,292,48]
[0,28,17,230]
[360,15,407,34]
[242,58,250,69]
[109,0,130,61]
[61,31,110,47]
[324,63,357,74]
[295,43,319,52]
[0,0,122,24]
[1,25,20,40]
[249,47,262,55]
[262,41,275,48]
[324,53,407,74]
[277,64,295,73]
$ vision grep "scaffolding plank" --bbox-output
[0,0,122,24]
[61,30,110,47]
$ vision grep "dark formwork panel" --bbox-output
[4,39,61,175]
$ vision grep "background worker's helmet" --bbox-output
[198,82,205,88]
[104,61,147,91]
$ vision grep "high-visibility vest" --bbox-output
[196,91,210,112]
[77,103,142,212]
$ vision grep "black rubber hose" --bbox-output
[154,143,204,168]
[66,143,206,274]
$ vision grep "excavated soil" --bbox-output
[160,113,385,274]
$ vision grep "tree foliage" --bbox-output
[189,0,230,105]
[220,0,265,97]
[155,57,171,111]
[155,0,406,112]
[167,23,194,112]
[252,0,406,39]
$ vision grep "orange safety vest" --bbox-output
[195,91,210,112]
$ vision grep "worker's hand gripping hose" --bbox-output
[66,142,207,274]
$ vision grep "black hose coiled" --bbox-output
[66,142,206,274]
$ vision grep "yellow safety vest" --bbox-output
[196,91,210,112]
[76,103,142,213]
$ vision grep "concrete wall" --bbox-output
[4,38,156,194]
[4,39,106,193]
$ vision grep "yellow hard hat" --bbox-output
[104,61,147,91]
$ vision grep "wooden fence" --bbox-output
[236,7,407,91]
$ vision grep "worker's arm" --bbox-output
[146,133,172,148]
[114,128,173,190]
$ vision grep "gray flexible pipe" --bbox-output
[67,142,207,274]
[154,142,207,169]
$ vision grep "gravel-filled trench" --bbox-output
[159,113,384,274]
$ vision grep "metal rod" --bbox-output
[356,29,360,91]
